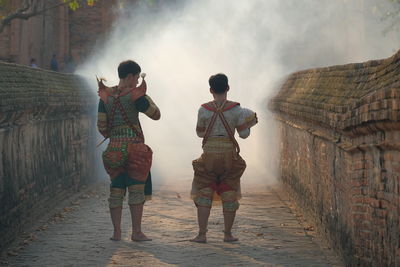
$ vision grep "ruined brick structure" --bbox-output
[270,50,400,266]
[0,0,116,71]
[0,62,98,252]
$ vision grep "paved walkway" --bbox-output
[2,182,343,266]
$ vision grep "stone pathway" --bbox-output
[1,182,343,266]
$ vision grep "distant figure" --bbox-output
[30,58,38,68]
[50,54,58,71]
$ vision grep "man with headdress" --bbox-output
[97,60,160,241]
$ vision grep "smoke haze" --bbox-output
[78,0,400,191]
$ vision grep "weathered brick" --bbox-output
[271,49,400,267]
[365,198,380,208]
[0,62,98,252]
[374,209,388,218]
[351,204,370,213]
[0,0,116,70]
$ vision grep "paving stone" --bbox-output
[1,182,343,266]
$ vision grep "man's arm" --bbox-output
[196,107,206,137]
[134,95,161,120]
[97,99,108,138]
[236,108,258,139]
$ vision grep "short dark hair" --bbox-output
[118,60,141,79]
[209,73,229,94]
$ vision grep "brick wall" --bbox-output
[0,0,115,70]
[0,0,70,69]
[68,0,116,64]
[270,50,400,266]
[0,62,98,252]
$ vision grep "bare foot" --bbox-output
[190,234,207,243]
[110,229,121,241]
[131,232,152,242]
[223,232,238,242]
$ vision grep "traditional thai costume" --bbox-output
[191,100,257,212]
[97,80,160,208]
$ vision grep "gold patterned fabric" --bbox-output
[108,188,126,208]
[191,150,246,211]
[97,112,108,138]
[142,96,161,120]
[128,184,146,205]
[192,100,257,212]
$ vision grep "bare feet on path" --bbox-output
[131,231,152,241]
[223,231,239,242]
[109,229,121,241]
[189,233,207,243]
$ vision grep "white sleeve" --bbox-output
[236,107,258,139]
[196,107,207,137]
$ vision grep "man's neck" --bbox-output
[118,79,134,90]
[213,93,227,102]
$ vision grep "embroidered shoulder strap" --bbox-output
[201,100,240,112]
[202,101,240,154]
[107,97,144,142]
[202,111,219,148]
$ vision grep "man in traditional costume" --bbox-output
[97,60,160,241]
[190,73,257,243]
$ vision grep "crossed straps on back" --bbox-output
[107,96,145,142]
[202,100,240,154]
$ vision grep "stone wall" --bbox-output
[270,50,400,266]
[0,62,98,252]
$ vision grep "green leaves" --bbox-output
[65,0,80,11]
[0,0,11,16]
[63,0,98,11]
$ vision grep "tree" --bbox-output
[0,0,97,34]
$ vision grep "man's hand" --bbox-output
[131,79,147,101]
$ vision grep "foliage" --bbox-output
[0,0,12,18]
[0,0,98,17]
[63,0,97,11]
[0,0,98,33]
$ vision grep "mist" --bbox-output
[78,0,399,191]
